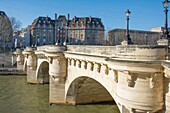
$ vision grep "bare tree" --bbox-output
[0,14,13,50]
[10,17,22,33]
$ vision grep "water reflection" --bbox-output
[0,75,119,113]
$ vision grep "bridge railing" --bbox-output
[66,45,168,60]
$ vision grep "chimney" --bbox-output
[74,16,76,23]
[89,16,92,22]
[68,13,70,20]
[55,13,57,20]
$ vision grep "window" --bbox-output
[76,34,78,38]
[38,24,40,28]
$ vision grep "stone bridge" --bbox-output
[14,45,170,113]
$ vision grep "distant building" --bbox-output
[30,16,55,46]
[151,27,170,33]
[29,14,105,46]
[0,11,13,50]
[108,29,160,45]
[68,16,105,45]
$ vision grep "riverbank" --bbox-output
[0,67,26,75]
[0,51,25,75]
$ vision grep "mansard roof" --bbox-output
[69,16,104,28]
[31,16,55,29]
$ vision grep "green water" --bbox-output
[0,75,120,113]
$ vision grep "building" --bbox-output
[108,29,160,45]
[30,14,105,46]
[54,14,68,45]
[0,11,13,50]
[30,16,55,46]
[68,16,105,45]
[22,26,31,47]
[151,27,170,32]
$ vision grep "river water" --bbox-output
[0,75,120,113]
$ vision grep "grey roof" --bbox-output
[69,16,104,28]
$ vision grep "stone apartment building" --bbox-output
[30,14,105,46]
[108,29,160,45]
[68,16,105,45]
[30,16,55,46]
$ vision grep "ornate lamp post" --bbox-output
[55,28,61,45]
[162,0,170,39]
[125,9,133,44]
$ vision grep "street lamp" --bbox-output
[162,0,170,39]
[125,9,133,44]
[55,28,61,45]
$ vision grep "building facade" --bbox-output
[30,14,105,46]
[30,16,55,46]
[68,16,105,45]
[108,29,160,45]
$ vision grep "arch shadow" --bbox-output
[65,76,120,112]
[36,61,49,84]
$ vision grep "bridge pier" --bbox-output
[45,46,67,104]
[14,48,24,70]
[23,47,38,83]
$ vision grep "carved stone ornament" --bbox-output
[113,70,118,83]
[125,71,137,87]
[149,73,161,89]
[78,60,81,68]
[96,63,101,73]
[68,58,71,65]
[83,61,87,69]
[48,57,53,64]
[73,59,76,66]
[105,65,109,75]
[89,62,94,71]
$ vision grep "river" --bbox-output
[0,75,120,113]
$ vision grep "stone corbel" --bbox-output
[95,63,101,73]
[48,57,53,64]
[113,70,118,83]
[68,58,71,66]
[101,64,109,75]
[83,61,87,69]
[105,65,109,75]
[73,59,76,66]
[125,71,137,87]
[149,73,162,89]
[88,62,94,71]
[78,60,81,68]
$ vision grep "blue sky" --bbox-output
[0,0,169,32]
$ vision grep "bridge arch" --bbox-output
[65,74,120,112]
[36,61,49,84]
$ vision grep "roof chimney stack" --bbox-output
[55,13,57,20]
[68,13,70,21]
